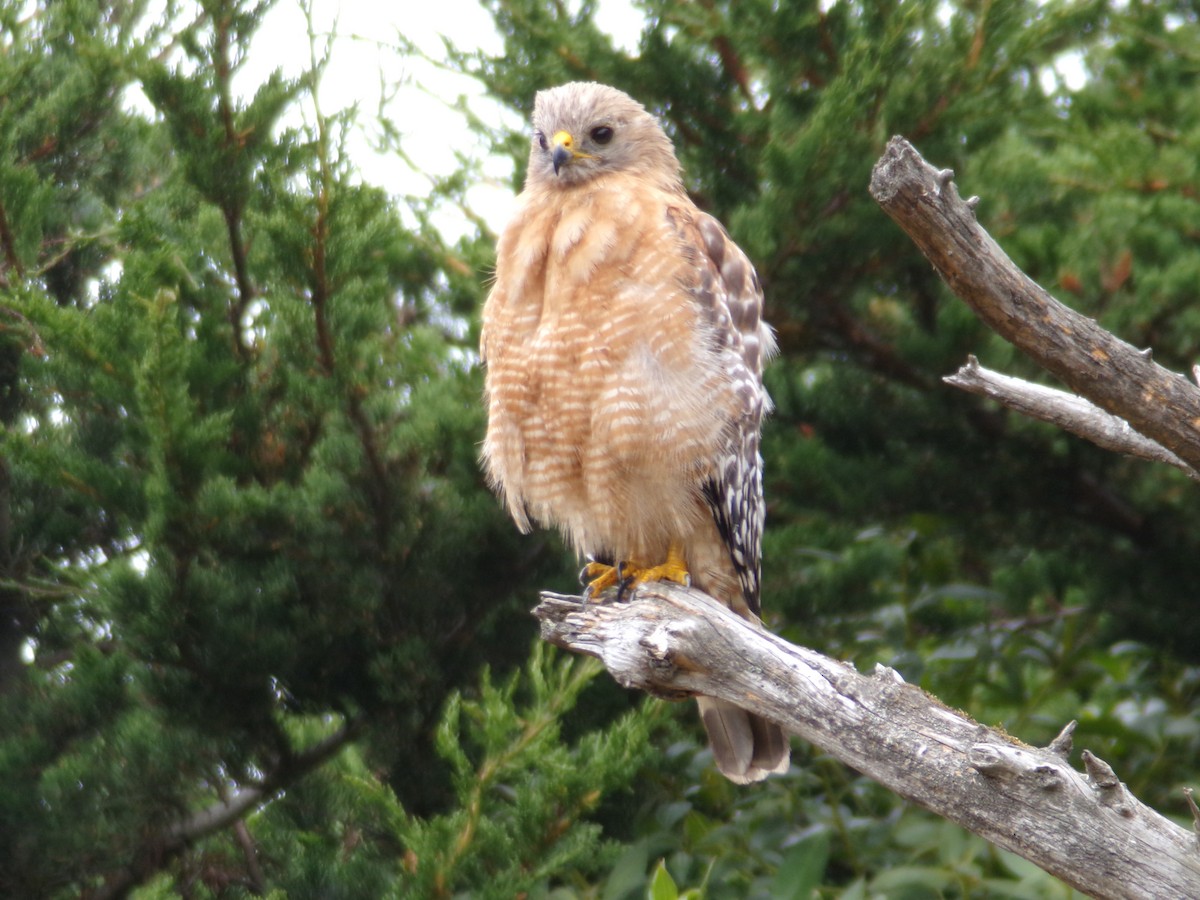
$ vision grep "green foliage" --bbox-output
[0,0,576,893]
[122,646,658,899]
[4,0,1200,897]
[461,0,1200,896]
[394,647,658,898]
[212,646,655,900]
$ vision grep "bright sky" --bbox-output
[238,0,645,240]
[135,0,1085,243]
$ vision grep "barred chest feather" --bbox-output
[481,175,741,566]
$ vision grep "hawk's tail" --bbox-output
[696,696,790,783]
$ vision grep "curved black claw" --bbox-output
[580,555,637,603]
[579,554,615,583]
[580,554,618,603]
[613,561,637,603]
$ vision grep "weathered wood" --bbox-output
[945,355,1200,481]
[869,136,1200,473]
[535,584,1200,899]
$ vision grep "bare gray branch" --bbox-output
[945,356,1200,481]
[535,584,1200,899]
[870,136,1200,472]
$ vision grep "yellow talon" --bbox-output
[582,543,690,601]
[630,542,691,590]
[581,559,622,599]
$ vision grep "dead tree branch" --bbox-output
[534,584,1200,899]
[945,355,1200,481]
[87,719,361,900]
[869,136,1200,473]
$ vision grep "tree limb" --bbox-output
[534,584,1200,899]
[87,719,361,900]
[945,355,1200,481]
[869,136,1200,473]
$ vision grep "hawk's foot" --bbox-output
[628,541,691,591]
[581,543,690,601]
[580,561,619,602]
[580,558,630,601]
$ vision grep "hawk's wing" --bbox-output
[672,208,776,616]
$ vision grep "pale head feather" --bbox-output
[527,82,683,191]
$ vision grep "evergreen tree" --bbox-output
[3,0,1200,896]
[0,1,655,895]
[459,0,1200,893]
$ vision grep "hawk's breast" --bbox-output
[481,178,737,560]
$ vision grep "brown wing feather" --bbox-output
[671,208,775,615]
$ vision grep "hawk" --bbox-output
[480,82,789,783]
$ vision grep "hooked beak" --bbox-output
[550,129,591,175]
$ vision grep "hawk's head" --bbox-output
[527,82,681,189]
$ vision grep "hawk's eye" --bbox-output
[535,131,548,151]
[590,125,614,145]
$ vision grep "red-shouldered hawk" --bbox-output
[481,82,789,783]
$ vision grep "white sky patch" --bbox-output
[233,0,645,239]
[1040,49,1089,95]
[122,2,1092,241]
[591,1,644,52]
[119,0,528,238]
